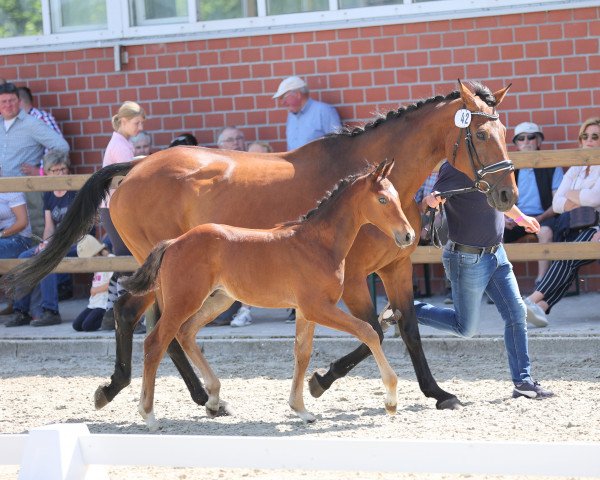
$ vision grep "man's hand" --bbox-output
[20,164,39,176]
[424,191,445,209]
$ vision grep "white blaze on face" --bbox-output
[386,182,399,199]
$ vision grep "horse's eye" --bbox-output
[476,131,486,141]
[379,197,387,204]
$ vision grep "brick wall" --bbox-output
[2,5,599,293]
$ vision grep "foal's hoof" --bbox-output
[308,370,327,398]
[206,401,234,419]
[94,386,110,410]
[436,396,463,410]
[385,402,398,415]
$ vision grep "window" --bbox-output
[267,0,327,15]
[0,0,42,38]
[50,0,107,32]
[198,0,257,21]
[130,0,188,26]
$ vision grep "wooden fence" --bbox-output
[0,148,599,274]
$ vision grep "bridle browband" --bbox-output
[424,106,515,248]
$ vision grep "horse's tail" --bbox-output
[1,161,138,298]
[121,240,172,295]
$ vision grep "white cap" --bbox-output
[272,76,307,99]
[513,122,544,143]
[77,235,106,258]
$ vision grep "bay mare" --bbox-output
[2,80,516,413]
[122,160,415,431]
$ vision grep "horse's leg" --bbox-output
[308,270,381,398]
[175,293,238,418]
[303,300,397,415]
[288,310,317,423]
[94,292,153,409]
[377,259,461,409]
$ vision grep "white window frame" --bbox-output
[1,0,596,54]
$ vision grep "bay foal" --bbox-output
[123,159,414,431]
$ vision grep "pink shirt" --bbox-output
[101,132,134,207]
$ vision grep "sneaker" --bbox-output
[31,309,62,327]
[4,310,32,327]
[285,308,296,324]
[230,306,252,327]
[523,297,548,327]
[100,309,115,331]
[512,381,554,399]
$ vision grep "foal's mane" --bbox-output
[332,81,496,138]
[279,167,372,227]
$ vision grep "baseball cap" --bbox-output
[272,76,307,99]
[513,122,544,143]
[77,235,106,258]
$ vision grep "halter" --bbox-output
[423,106,515,248]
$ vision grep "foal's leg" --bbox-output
[288,310,317,423]
[176,292,238,418]
[303,300,398,415]
[94,292,154,409]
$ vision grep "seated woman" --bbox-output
[0,191,34,259]
[5,151,78,327]
[524,117,600,326]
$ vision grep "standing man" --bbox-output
[272,75,341,151]
[0,82,69,239]
[383,161,554,399]
[504,122,563,287]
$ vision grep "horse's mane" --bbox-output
[332,81,496,138]
[278,167,371,227]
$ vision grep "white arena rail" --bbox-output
[0,424,599,479]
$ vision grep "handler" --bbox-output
[410,160,554,400]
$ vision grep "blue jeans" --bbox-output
[14,244,77,314]
[414,243,532,385]
[0,235,32,259]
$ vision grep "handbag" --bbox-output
[568,206,599,230]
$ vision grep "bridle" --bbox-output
[424,106,515,248]
[449,106,514,195]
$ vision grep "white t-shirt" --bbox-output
[87,255,114,309]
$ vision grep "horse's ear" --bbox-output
[372,160,387,181]
[457,79,478,111]
[492,83,512,106]
[381,158,395,179]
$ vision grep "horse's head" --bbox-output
[362,159,415,248]
[447,80,517,212]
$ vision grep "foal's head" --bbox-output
[358,159,415,248]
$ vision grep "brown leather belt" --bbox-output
[449,241,500,255]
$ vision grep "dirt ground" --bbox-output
[0,346,598,479]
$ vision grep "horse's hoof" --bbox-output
[308,370,327,398]
[206,401,233,418]
[94,386,109,410]
[436,397,463,410]
[385,403,397,415]
[295,410,317,424]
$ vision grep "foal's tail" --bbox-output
[122,240,173,295]
[0,161,138,298]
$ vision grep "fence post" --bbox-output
[18,423,107,480]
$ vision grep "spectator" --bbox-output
[131,131,152,157]
[0,82,69,239]
[17,86,62,137]
[0,191,33,260]
[217,126,245,151]
[99,101,145,331]
[524,117,600,326]
[169,133,198,147]
[504,122,563,284]
[72,235,113,332]
[247,141,273,153]
[398,160,554,399]
[272,75,341,151]
[4,150,77,327]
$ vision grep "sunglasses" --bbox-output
[515,134,537,142]
[580,133,600,141]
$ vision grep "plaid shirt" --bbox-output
[415,172,439,204]
[0,109,69,177]
[28,107,62,136]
